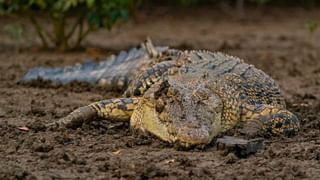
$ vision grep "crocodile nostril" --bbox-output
[177,127,211,145]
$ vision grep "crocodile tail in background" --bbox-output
[20,41,168,90]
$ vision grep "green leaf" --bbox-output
[85,0,94,8]
[87,11,102,28]
[29,0,47,9]
[63,0,79,11]
[53,0,79,12]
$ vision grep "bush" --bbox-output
[0,0,140,51]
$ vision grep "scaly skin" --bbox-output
[20,39,168,90]
[45,41,300,147]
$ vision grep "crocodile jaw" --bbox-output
[130,100,177,143]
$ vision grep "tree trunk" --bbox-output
[53,14,68,51]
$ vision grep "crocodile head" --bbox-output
[130,71,223,147]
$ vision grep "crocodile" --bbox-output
[22,40,300,148]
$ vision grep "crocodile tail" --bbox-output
[20,41,168,90]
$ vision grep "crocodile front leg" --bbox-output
[46,98,140,128]
[239,103,300,137]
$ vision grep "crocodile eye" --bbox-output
[192,88,209,100]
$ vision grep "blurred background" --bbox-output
[0,0,319,51]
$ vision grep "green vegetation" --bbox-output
[0,0,319,51]
[305,20,318,33]
[0,0,138,51]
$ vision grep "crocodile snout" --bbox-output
[177,128,211,145]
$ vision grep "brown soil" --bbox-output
[1,7,320,179]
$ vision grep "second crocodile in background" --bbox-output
[22,40,300,149]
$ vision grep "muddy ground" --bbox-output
[0,7,320,179]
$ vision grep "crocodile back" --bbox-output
[185,51,285,107]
